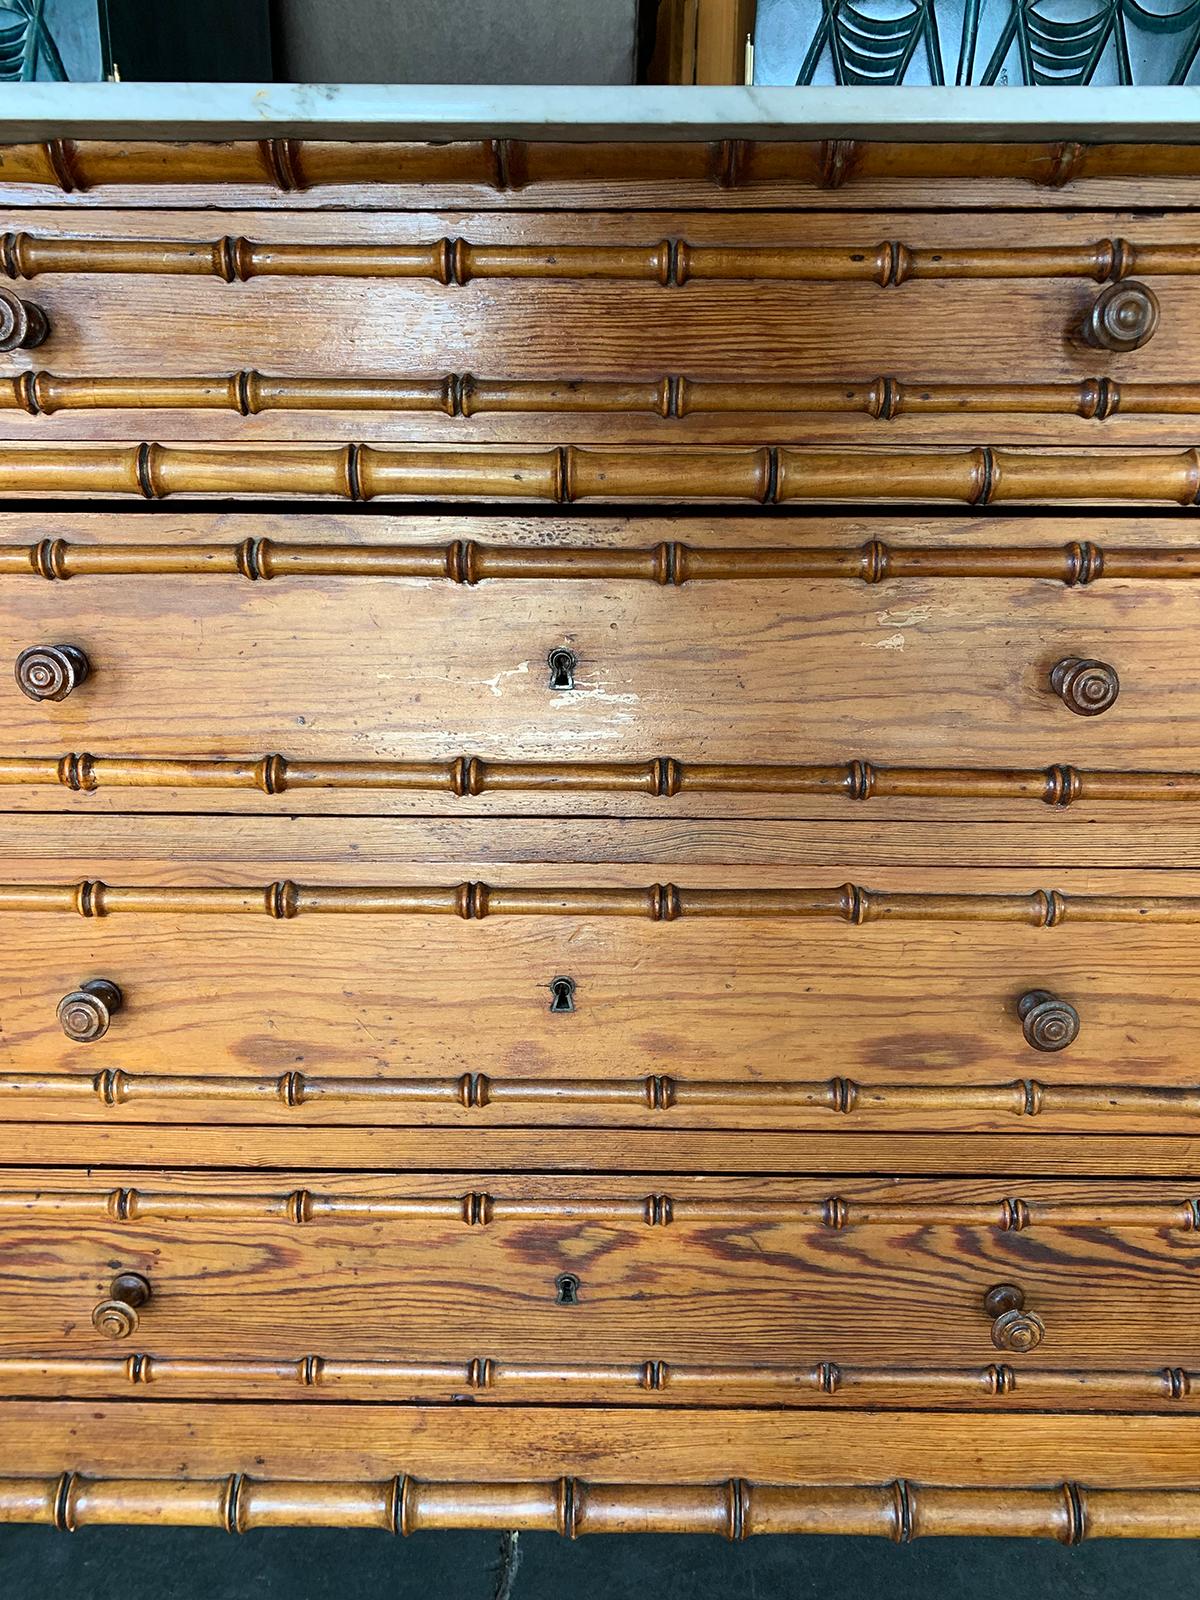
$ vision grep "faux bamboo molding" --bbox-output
[2,443,1200,503]
[1,231,1194,285]
[6,1069,1200,1120]
[0,535,1176,583]
[4,137,1200,194]
[11,753,1200,806]
[2,880,1198,923]
[12,373,1200,422]
[5,1186,1195,1229]
[0,1355,1196,1409]
[1,1471,1197,1539]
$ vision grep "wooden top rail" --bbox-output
[2,231,1194,284]
[1,880,1198,923]
[5,137,1200,194]
[10,373,1200,423]
[1,1471,1197,1538]
[11,753,1200,808]
[2,443,1200,504]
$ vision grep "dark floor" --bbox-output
[5,1527,1200,1599]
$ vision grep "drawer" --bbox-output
[2,839,1200,1133]
[0,513,1198,820]
[4,208,1200,448]
[0,1172,1197,1411]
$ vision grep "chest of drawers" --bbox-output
[2,85,1200,1545]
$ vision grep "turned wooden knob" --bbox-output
[92,1272,151,1340]
[14,643,90,702]
[1018,990,1079,1052]
[1050,656,1119,717]
[985,1283,1045,1353]
[0,285,49,353]
[57,978,123,1042]
[1077,280,1159,352]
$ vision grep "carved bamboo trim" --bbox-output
[6,1069,1200,1120]
[0,1471,1196,1539]
[0,443,1198,504]
[4,136,1200,194]
[1,231,1194,285]
[11,752,1200,806]
[0,1354,1195,1408]
[9,372,1200,422]
[0,880,1195,923]
[4,1186,1194,1229]
[0,535,1182,584]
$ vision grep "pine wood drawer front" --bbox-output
[5,509,1200,822]
[3,209,1200,450]
[4,865,1200,1133]
[1,531,1199,812]
[0,1174,1197,1411]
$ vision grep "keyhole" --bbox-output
[549,976,576,1013]
[555,1273,580,1305]
[547,648,577,691]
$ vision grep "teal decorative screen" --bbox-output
[755,0,1200,84]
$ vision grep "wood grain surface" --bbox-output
[1,859,1200,1128]
[8,1400,1200,1487]
[2,530,1199,782]
[0,1173,1196,1389]
[4,510,1200,824]
[6,209,1200,446]
[0,817,1195,1130]
[4,1124,1200,1176]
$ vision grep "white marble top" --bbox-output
[1,83,1199,141]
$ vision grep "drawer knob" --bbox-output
[1050,656,1119,717]
[1017,989,1079,1053]
[57,978,123,1043]
[0,286,49,353]
[1078,280,1159,352]
[92,1272,152,1340]
[14,643,90,702]
[984,1283,1045,1353]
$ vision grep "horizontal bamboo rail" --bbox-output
[0,880,1196,923]
[7,1069,1200,1120]
[0,1354,1195,1409]
[1,443,1199,503]
[1,231,1193,284]
[0,1471,1196,1538]
[3,137,1200,194]
[3,1185,1193,1229]
[11,753,1200,806]
[10,372,1200,422]
[0,535,1178,584]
